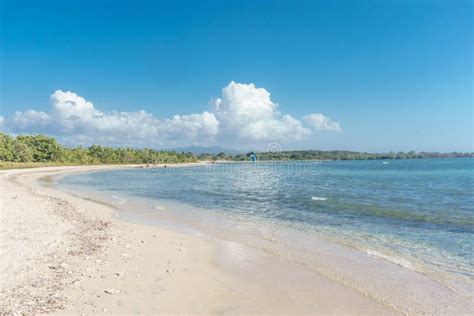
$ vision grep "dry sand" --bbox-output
[0,165,403,314]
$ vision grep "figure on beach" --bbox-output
[247,152,257,162]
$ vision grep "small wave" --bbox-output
[311,196,327,201]
[382,161,389,164]
[111,195,127,205]
[366,249,414,270]
[325,201,474,227]
[155,205,166,211]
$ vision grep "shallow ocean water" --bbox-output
[59,158,474,281]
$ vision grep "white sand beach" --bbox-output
[1,165,472,314]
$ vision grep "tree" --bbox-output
[15,134,64,162]
[12,141,33,162]
[0,132,14,161]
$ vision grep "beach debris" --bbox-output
[178,247,186,253]
[1,176,115,314]
[166,269,174,274]
[115,271,125,278]
[48,262,68,270]
[104,289,120,294]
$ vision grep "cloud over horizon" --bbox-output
[2,82,342,148]
[213,81,310,144]
[304,113,342,133]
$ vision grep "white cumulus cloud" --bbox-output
[304,113,342,133]
[213,81,310,142]
[7,90,218,146]
[13,110,52,129]
[163,112,219,142]
[2,82,342,148]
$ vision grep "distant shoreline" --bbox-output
[1,155,472,171]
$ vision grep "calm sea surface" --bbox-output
[59,158,474,280]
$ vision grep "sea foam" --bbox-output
[366,249,414,270]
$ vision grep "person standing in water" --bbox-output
[247,152,257,162]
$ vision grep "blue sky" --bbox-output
[0,0,472,152]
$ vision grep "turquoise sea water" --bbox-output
[59,158,473,281]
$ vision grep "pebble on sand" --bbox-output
[115,271,125,278]
[104,289,120,294]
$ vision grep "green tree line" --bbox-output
[1,132,472,165]
[0,132,197,164]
